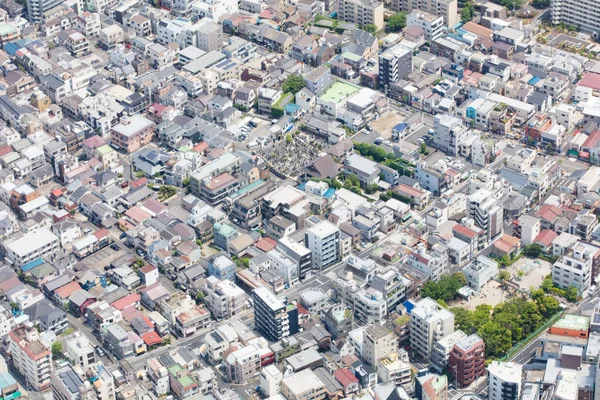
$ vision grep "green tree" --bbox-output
[532,0,550,7]
[241,257,250,268]
[420,273,467,301]
[451,307,474,333]
[461,4,473,22]
[9,302,19,311]
[135,171,145,178]
[437,299,448,308]
[182,177,191,187]
[346,173,360,187]
[282,74,306,94]
[196,291,205,304]
[499,270,511,282]
[51,341,63,358]
[565,286,579,302]
[363,24,377,34]
[523,243,543,258]
[365,183,379,194]
[387,12,407,32]
[477,321,512,358]
[419,142,427,154]
[162,336,172,346]
[286,134,292,144]
[541,275,554,292]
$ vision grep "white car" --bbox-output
[384,140,392,147]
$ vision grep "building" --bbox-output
[433,113,468,156]
[410,298,455,360]
[467,188,503,242]
[406,11,444,42]
[8,326,52,391]
[362,324,398,367]
[516,215,540,246]
[51,365,85,400]
[225,344,261,384]
[3,229,60,267]
[277,237,313,280]
[337,0,384,31]
[204,276,246,320]
[548,314,590,339]
[305,220,341,270]
[260,364,283,397]
[344,154,381,186]
[379,44,413,92]
[65,334,95,370]
[27,0,64,23]
[396,0,458,26]
[488,362,522,400]
[253,287,290,342]
[110,115,156,153]
[462,256,499,291]
[377,351,411,388]
[550,0,600,39]
[552,241,599,294]
[431,330,466,374]
[447,334,485,388]
[281,368,326,400]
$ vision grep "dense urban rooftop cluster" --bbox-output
[0,0,599,399]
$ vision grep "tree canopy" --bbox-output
[387,12,407,32]
[363,24,377,34]
[523,243,543,258]
[489,0,522,8]
[461,2,475,22]
[282,74,306,94]
[532,0,550,7]
[420,273,467,301]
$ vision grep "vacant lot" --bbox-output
[371,112,405,138]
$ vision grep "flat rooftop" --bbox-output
[319,81,360,103]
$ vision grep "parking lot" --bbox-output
[81,246,125,268]
[547,32,590,49]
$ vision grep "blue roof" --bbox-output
[4,42,20,56]
[393,123,408,132]
[0,372,17,389]
[528,76,541,85]
[403,300,416,314]
[297,182,307,190]
[285,103,301,113]
[21,258,44,272]
[323,188,336,199]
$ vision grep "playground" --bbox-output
[506,257,553,290]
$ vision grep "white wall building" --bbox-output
[488,362,522,400]
[305,220,341,270]
[433,114,468,156]
[463,256,499,291]
[410,298,455,360]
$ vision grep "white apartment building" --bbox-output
[397,0,458,26]
[406,11,444,42]
[552,241,598,294]
[3,229,60,267]
[488,362,522,400]
[8,327,52,391]
[433,114,468,156]
[260,364,283,397]
[204,276,246,320]
[337,0,385,31]
[377,350,411,388]
[410,298,455,360]
[430,330,466,374]
[305,220,341,270]
[225,344,261,384]
[551,0,600,39]
[281,368,326,400]
[517,215,540,246]
[354,288,387,325]
[467,188,503,242]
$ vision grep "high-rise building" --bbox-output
[488,362,522,400]
[8,326,52,391]
[305,220,341,270]
[27,0,65,23]
[447,334,485,388]
[410,298,455,360]
[467,188,503,242]
[551,0,600,40]
[431,330,466,374]
[406,11,445,42]
[379,44,413,92]
[432,113,469,156]
[253,287,290,342]
[337,0,385,31]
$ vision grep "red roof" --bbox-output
[93,228,109,240]
[255,237,277,252]
[582,130,600,149]
[55,281,82,299]
[534,229,558,247]
[0,145,12,157]
[51,188,63,197]
[334,368,359,388]
[192,142,209,153]
[139,264,157,274]
[130,177,147,189]
[453,224,479,240]
[579,73,600,90]
[396,184,425,198]
[538,204,562,223]
[111,293,140,310]
[142,331,162,346]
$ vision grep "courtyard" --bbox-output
[506,257,553,290]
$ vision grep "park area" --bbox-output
[505,257,553,290]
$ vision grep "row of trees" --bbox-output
[353,142,415,177]
[420,273,468,301]
[450,291,561,357]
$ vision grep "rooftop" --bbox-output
[319,81,360,103]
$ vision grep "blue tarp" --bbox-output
[323,188,336,199]
[528,76,541,85]
[4,42,20,56]
[403,300,417,314]
[21,258,44,272]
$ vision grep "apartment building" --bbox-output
[8,326,52,391]
[406,11,444,42]
[433,113,469,156]
[377,350,411,388]
[467,188,503,242]
[253,287,290,342]
[110,115,156,154]
[225,344,261,384]
[3,228,60,267]
[362,324,399,367]
[27,0,65,23]
[463,256,499,291]
[281,368,326,400]
[337,0,384,31]
[410,298,455,360]
[379,44,413,91]
[305,220,341,270]
[354,287,387,325]
[430,330,466,374]
[369,268,407,313]
[277,237,312,280]
[552,241,600,294]
[447,334,485,388]
[488,362,522,400]
[65,334,95,370]
[551,0,600,39]
[395,0,458,26]
[204,276,246,320]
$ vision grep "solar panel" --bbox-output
[593,313,600,324]
[59,370,82,393]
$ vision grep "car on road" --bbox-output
[95,347,105,357]
[110,243,120,251]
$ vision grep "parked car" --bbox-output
[374,138,383,145]
[110,243,120,251]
